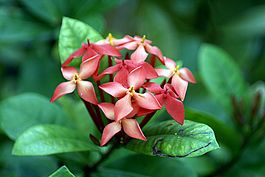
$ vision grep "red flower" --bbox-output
[156,57,196,101]
[62,40,122,67]
[99,66,161,121]
[117,35,164,64]
[95,58,157,84]
[98,103,146,146]
[50,59,98,104]
[143,82,184,124]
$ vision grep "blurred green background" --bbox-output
[0,0,265,176]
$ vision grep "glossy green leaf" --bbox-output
[12,124,99,156]
[49,166,75,177]
[58,17,103,64]
[185,108,240,154]
[0,93,67,140]
[94,154,197,177]
[126,120,219,158]
[198,44,246,111]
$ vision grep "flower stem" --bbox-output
[96,81,105,102]
[140,111,156,128]
[108,56,115,103]
[82,99,104,132]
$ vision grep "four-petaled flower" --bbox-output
[62,40,122,67]
[98,103,146,146]
[117,35,164,64]
[50,59,98,104]
[99,66,161,121]
[143,82,184,124]
[156,57,196,101]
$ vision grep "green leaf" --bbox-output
[94,154,197,177]
[19,0,68,25]
[0,93,67,140]
[0,142,57,177]
[185,108,240,154]
[198,44,246,111]
[58,17,103,64]
[222,5,265,38]
[0,7,51,42]
[49,166,75,177]
[126,120,219,158]
[12,124,99,156]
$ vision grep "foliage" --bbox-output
[0,0,264,177]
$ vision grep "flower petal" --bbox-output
[100,122,121,146]
[142,62,158,79]
[137,108,155,117]
[79,56,101,79]
[122,119,146,141]
[128,66,145,90]
[165,96,184,125]
[114,94,133,122]
[99,82,127,98]
[118,41,138,50]
[171,75,188,101]
[114,67,129,87]
[155,68,173,78]
[62,46,86,66]
[179,68,196,83]
[77,81,98,104]
[92,43,122,57]
[50,81,76,102]
[134,92,161,110]
[165,58,176,70]
[143,82,163,94]
[131,45,148,63]
[96,64,121,81]
[82,46,98,61]
[98,103,115,120]
[145,45,164,63]
[61,67,78,80]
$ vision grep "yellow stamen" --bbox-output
[108,33,114,46]
[141,35,146,43]
[72,73,81,83]
[128,86,135,96]
[174,65,180,75]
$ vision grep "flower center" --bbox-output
[108,33,114,46]
[173,65,180,75]
[73,73,81,83]
[128,86,135,96]
[141,35,146,44]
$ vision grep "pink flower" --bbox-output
[98,103,146,146]
[99,66,161,121]
[62,40,122,67]
[156,58,196,101]
[96,33,132,47]
[117,35,164,64]
[50,59,98,104]
[143,82,184,124]
[95,59,157,84]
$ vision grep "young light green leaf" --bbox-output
[126,120,219,158]
[198,44,246,111]
[0,93,67,140]
[12,124,99,156]
[49,166,75,177]
[58,17,103,64]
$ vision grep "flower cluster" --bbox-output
[51,34,196,146]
